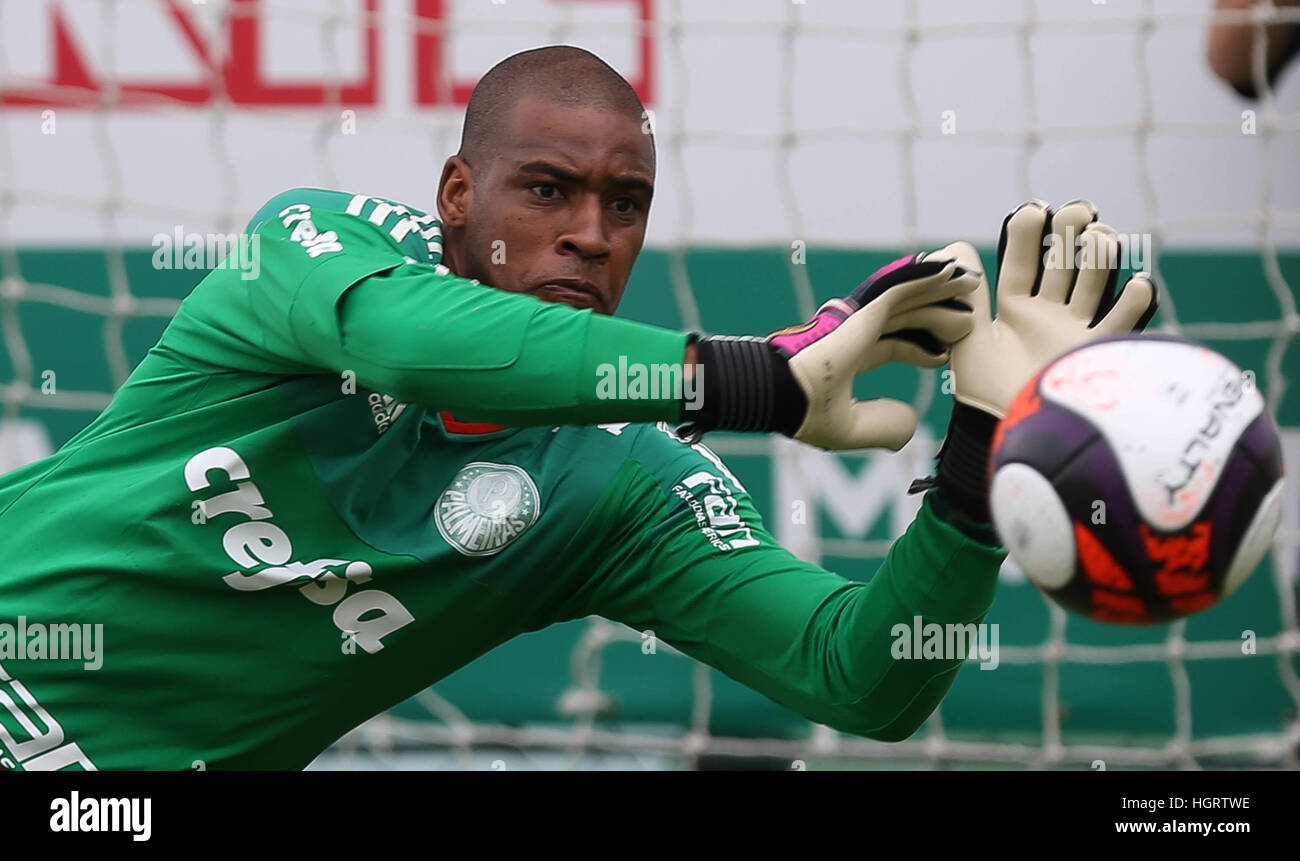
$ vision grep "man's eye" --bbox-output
[529,184,560,200]
[613,197,639,214]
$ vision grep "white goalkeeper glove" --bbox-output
[916,199,1160,521]
[681,253,980,451]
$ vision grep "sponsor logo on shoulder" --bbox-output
[435,462,540,556]
[277,203,343,257]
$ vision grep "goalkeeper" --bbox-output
[0,46,1156,770]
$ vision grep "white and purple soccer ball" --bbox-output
[989,335,1284,625]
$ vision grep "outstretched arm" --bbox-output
[167,203,689,426]
[554,442,1004,740]
[166,197,976,449]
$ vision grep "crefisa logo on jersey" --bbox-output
[435,462,540,557]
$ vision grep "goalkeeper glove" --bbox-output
[915,199,1160,522]
[681,253,979,451]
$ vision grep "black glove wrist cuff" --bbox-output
[677,336,806,441]
[909,401,999,524]
[928,484,1004,545]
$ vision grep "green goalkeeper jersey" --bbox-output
[0,188,1005,770]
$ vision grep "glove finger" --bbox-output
[877,336,951,369]
[847,253,945,307]
[926,240,992,325]
[885,262,982,316]
[929,240,985,276]
[841,398,919,452]
[1039,199,1098,303]
[995,200,1050,300]
[1093,272,1159,334]
[849,251,980,312]
[1067,223,1120,321]
[883,304,975,346]
[834,265,976,360]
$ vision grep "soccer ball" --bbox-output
[988,335,1284,625]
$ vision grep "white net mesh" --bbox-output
[0,0,1298,769]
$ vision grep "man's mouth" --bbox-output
[531,281,602,311]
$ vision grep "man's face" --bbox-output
[441,95,655,315]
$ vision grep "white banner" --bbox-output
[0,0,1296,247]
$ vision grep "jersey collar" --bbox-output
[436,411,512,436]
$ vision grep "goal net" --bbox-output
[1,0,1297,770]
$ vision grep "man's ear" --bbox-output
[437,155,472,228]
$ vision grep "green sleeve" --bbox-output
[561,450,1007,740]
[161,203,689,427]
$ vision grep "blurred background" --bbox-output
[1,0,1297,769]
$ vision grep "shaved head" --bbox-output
[437,45,655,317]
[457,45,651,168]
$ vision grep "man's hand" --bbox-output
[684,254,979,451]
[949,199,1159,417]
[1207,0,1300,98]
[922,199,1159,522]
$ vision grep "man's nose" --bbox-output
[558,194,611,259]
